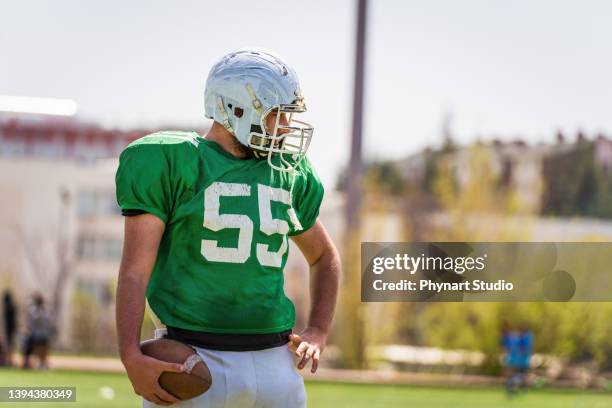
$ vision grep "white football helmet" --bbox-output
[204,48,313,172]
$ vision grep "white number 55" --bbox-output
[200,182,294,267]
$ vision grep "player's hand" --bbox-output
[288,327,327,373]
[123,352,184,406]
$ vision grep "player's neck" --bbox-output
[204,123,249,159]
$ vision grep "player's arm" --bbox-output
[289,219,341,373]
[116,214,183,406]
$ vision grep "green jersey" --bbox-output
[115,131,324,333]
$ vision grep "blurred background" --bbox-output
[0,0,611,406]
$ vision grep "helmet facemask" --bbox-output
[247,104,313,172]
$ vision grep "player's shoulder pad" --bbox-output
[126,131,201,149]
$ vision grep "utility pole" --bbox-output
[340,0,368,369]
[346,0,367,228]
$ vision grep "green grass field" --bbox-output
[0,368,610,408]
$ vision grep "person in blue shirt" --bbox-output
[516,323,534,390]
[500,321,521,396]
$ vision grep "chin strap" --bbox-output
[183,353,203,374]
[216,96,234,132]
[245,83,263,114]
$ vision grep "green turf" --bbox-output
[0,368,610,407]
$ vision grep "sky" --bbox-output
[2,0,612,187]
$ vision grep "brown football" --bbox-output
[140,338,212,400]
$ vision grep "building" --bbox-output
[0,116,207,350]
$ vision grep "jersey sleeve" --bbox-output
[288,157,325,235]
[115,142,173,224]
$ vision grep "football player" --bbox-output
[115,48,341,407]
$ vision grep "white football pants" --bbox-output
[142,344,307,408]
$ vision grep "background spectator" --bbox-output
[22,293,53,370]
[2,290,17,366]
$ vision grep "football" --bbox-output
[140,338,212,400]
